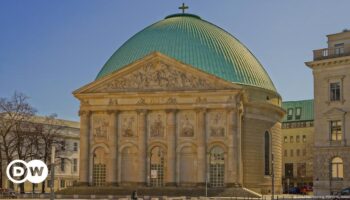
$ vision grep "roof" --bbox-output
[96,13,277,93]
[282,99,314,122]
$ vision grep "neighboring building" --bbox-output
[74,12,285,194]
[281,100,314,192]
[306,30,350,195]
[1,116,80,193]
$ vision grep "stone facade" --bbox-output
[281,112,314,192]
[306,31,350,195]
[74,52,285,194]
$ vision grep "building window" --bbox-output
[61,140,66,151]
[302,135,306,142]
[302,149,306,156]
[330,82,341,101]
[73,159,78,172]
[296,149,300,156]
[264,131,271,176]
[284,136,288,143]
[290,136,294,143]
[287,108,293,120]
[331,157,344,179]
[334,43,344,55]
[296,135,300,143]
[290,149,294,157]
[284,149,288,157]
[60,158,65,172]
[297,163,306,177]
[60,180,65,188]
[330,120,342,141]
[285,163,293,177]
[73,142,78,151]
[295,107,302,120]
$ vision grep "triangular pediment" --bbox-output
[324,107,347,117]
[74,52,240,95]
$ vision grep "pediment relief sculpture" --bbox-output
[88,61,233,93]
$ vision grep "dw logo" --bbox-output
[6,160,48,184]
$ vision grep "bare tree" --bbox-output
[31,114,65,193]
[0,92,36,190]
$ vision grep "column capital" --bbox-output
[165,109,178,114]
[136,109,148,114]
[107,110,119,115]
[195,107,207,113]
[78,110,91,117]
[225,105,235,111]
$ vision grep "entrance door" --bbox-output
[209,146,225,187]
[150,146,165,187]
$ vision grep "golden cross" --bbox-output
[178,3,189,14]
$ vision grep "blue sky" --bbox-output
[1,1,349,121]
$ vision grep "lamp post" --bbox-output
[271,153,275,200]
[50,146,55,200]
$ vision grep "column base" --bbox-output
[165,182,177,186]
[106,182,119,186]
[226,183,242,187]
[76,182,89,186]
[196,182,206,187]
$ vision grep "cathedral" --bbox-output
[73,12,285,194]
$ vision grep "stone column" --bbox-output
[196,108,207,186]
[236,106,243,185]
[166,109,177,186]
[227,108,236,187]
[107,110,118,186]
[79,110,91,185]
[137,109,147,185]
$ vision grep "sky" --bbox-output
[0,1,349,121]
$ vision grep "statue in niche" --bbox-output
[122,116,135,137]
[210,113,225,137]
[181,114,194,137]
[94,117,109,138]
[150,114,164,137]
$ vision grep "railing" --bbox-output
[313,45,350,61]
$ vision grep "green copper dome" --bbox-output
[96,13,277,92]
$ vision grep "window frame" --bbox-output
[295,107,302,120]
[264,131,271,176]
[287,108,293,120]
[331,157,344,180]
[330,120,342,142]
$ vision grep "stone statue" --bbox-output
[93,117,109,138]
[122,116,135,137]
[181,115,194,137]
[210,113,225,137]
[150,114,164,137]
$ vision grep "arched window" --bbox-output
[150,146,165,187]
[264,131,271,176]
[331,157,344,179]
[209,146,225,187]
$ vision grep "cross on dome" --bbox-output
[178,3,189,14]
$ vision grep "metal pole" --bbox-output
[205,173,208,197]
[50,146,55,200]
[271,154,274,200]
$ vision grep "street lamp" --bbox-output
[50,146,55,200]
[271,153,275,200]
